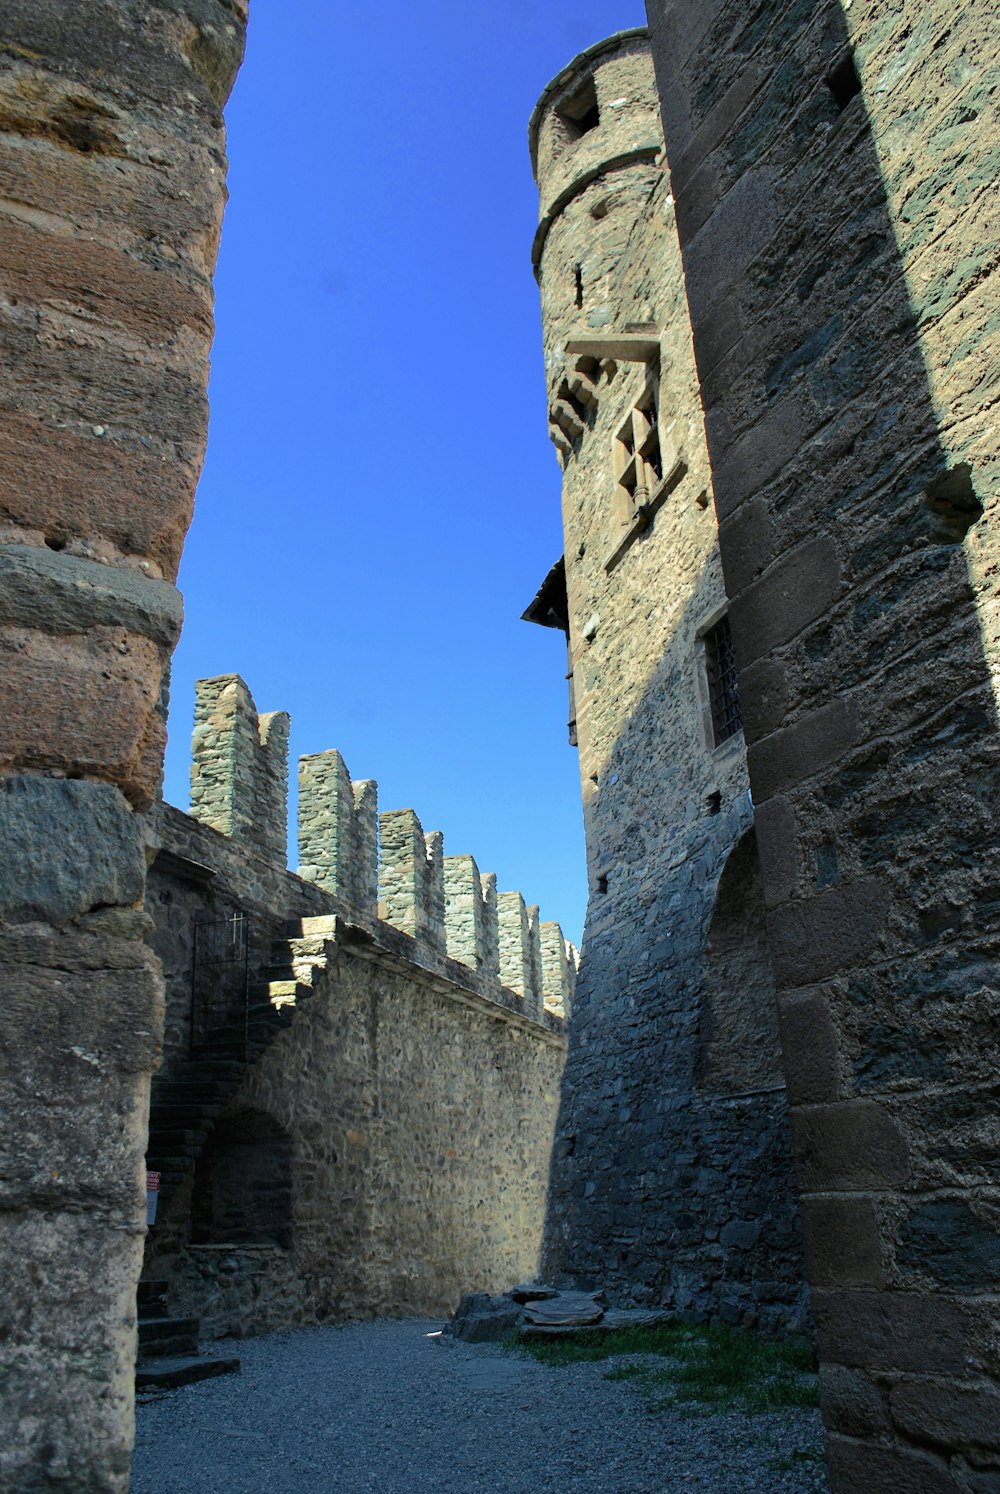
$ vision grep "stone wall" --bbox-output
[143,675,570,1335]
[646,0,1000,1485]
[527,32,806,1329]
[0,5,245,1490]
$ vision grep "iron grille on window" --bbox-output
[705,616,742,745]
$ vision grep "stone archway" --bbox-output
[192,1109,293,1250]
[697,829,783,1095]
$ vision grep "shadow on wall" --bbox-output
[192,1110,294,1250]
[645,0,999,1482]
[697,828,782,1095]
[540,568,807,1329]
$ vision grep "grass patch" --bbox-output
[513,1322,820,1416]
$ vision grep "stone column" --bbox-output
[0,3,246,1488]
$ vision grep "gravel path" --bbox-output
[131,1318,829,1493]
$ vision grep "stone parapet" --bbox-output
[190,675,289,864]
[179,674,577,1018]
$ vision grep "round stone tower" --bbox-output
[529,29,664,453]
[527,33,809,1329]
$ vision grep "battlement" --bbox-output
[185,675,575,1021]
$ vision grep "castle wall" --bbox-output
[170,928,564,1334]
[530,33,806,1327]
[646,0,1000,1484]
[143,676,569,1335]
[0,6,245,1489]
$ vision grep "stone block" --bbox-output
[737,654,789,745]
[889,1377,1000,1459]
[812,1289,968,1375]
[775,987,840,1105]
[752,795,799,907]
[0,546,183,646]
[825,1435,960,1494]
[767,879,889,988]
[791,1101,909,1192]
[0,1208,146,1494]
[0,625,167,807]
[799,1194,885,1289]
[0,776,145,925]
[717,497,775,596]
[747,697,861,804]
[683,164,778,314]
[818,1363,888,1438]
[729,536,841,668]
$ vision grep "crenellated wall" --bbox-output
[181,674,576,1018]
[143,673,572,1333]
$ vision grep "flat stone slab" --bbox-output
[135,1354,241,1390]
[522,1291,605,1327]
[519,1307,672,1341]
[509,1282,559,1303]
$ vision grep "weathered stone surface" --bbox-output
[0,545,183,645]
[889,1378,1000,1460]
[528,28,806,1332]
[447,1293,523,1343]
[0,775,145,925]
[0,3,246,1489]
[509,1282,558,1303]
[523,1291,605,1326]
[143,707,569,1336]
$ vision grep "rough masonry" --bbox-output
[142,675,571,1337]
[0,4,246,1490]
[525,30,807,1331]
[529,10,1000,1491]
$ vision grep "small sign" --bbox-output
[146,1171,161,1227]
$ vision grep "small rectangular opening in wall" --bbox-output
[826,52,862,112]
[596,873,608,895]
[558,75,600,138]
[574,264,583,308]
[704,615,742,746]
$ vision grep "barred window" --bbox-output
[704,615,742,745]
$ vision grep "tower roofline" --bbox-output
[528,27,650,179]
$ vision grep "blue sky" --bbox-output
[162,2,646,942]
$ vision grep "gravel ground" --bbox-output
[131,1318,829,1493]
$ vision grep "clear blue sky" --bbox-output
[161,2,646,943]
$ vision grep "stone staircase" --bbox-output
[143,917,336,1209]
[138,919,337,1376]
[135,1279,240,1390]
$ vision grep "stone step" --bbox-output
[137,1281,168,1317]
[156,1080,240,1103]
[171,1059,245,1078]
[147,1129,211,1155]
[137,1317,200,1361]
[135,1354,241,1391]
[147,1104,219,1127]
